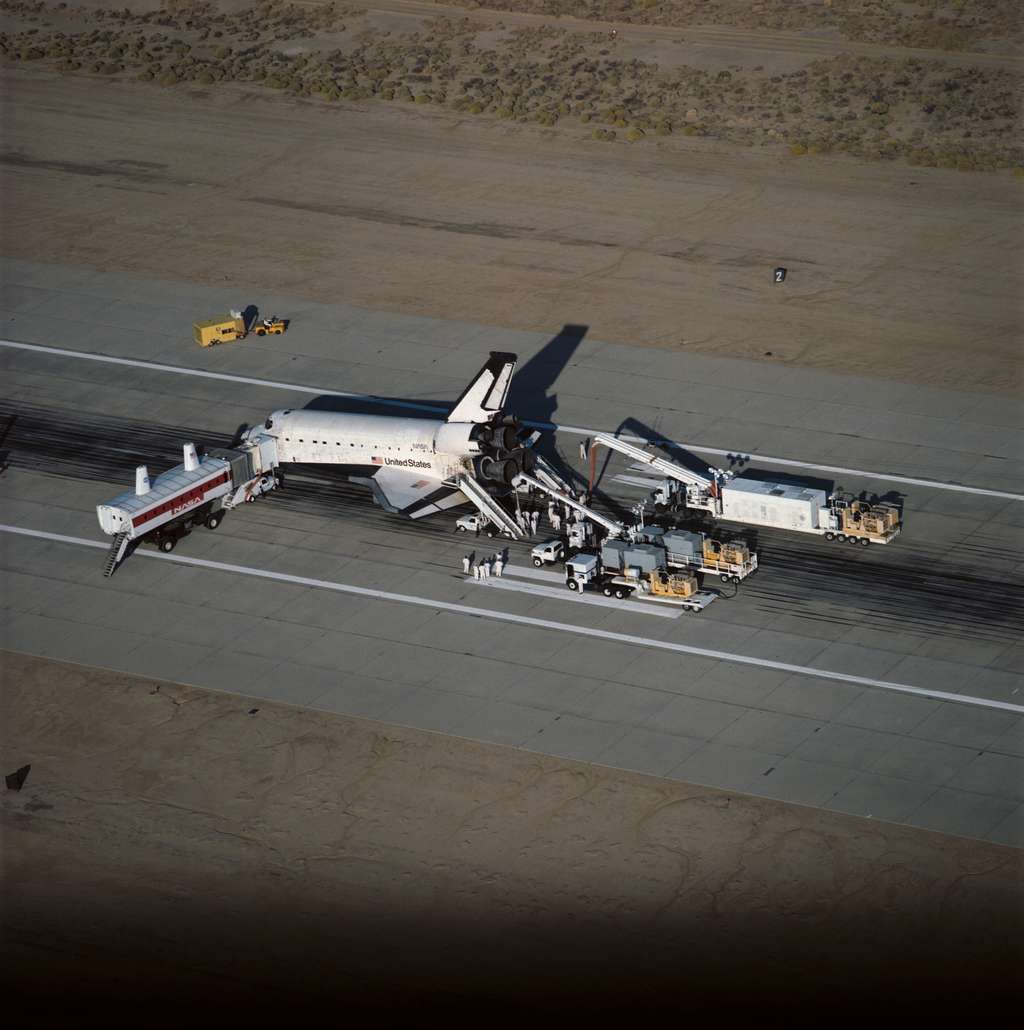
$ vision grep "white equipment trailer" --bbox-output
[96,436,279,576]
[633,527,758,584]
[564,552,716,613]
[589,433,901,546]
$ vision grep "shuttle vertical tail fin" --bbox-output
[447,352,517,424]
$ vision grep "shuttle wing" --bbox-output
[350,468,468,520]
[446,352,517,424]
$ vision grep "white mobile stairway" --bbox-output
[458,474,526,539]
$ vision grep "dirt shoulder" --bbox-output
[2,651,1022,1023]
[4,63,1022,394]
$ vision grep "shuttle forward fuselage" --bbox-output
[261,409,483,482]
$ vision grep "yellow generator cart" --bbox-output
[194,311,247,348]
[648,570,699,599]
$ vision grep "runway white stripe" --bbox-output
[2,338,1019,501]
[3,524,1021,715]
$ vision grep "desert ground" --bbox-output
[4,652,1023,1024]
[2,0,1023,1023]
[2,0,1022,392]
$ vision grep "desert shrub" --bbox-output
[414,91,431,103]
[468,102,483,114]
[157,68,177,86]
[655,121,672,136]
[381,87,394,99]
[592,128,615,141]
[136,68,152,80]
[626,127,644,141]
[789,142,807,156]
[579,112,590,123]
[682,125,697,136]
[100,61,120,74]
[196,69,214,84]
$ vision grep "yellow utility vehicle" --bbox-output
[251,316,286,336]
[193,310,286,348]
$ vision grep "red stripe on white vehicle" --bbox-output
[130,471,231,529]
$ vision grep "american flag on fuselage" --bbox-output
[371,456,384,465]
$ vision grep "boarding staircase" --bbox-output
[103,532,130,578]
[458,474,526,539]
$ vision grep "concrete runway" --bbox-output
[1,256,1022,846]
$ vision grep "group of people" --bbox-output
[514,486,592,538]
[462,551,506,579]
[515,509,541,535]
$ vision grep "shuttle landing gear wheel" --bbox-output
[159,538,175,553]
[205,513,223,530]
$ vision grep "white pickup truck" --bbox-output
[530,539,566,567]
[455,513,515,539]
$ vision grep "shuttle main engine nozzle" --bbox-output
[481,457,518,484]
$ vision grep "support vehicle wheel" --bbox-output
[256,329,266,336]
[486,529,496,539]
[720,573,730,583]
[731,575,741,584]
[836,534,847,543]
[205,513,223,530]
[824,532,835,541]
[614,587,629,599]
[567,579,579,591]
[456,525,466,533]
[533,557,544,567]
[159,537,175,553]
[603,586,614,597]
[847,535,860,545]
[860,537,871,547]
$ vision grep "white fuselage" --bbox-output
[254,409,482,481]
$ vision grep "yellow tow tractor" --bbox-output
[193,309,287,348]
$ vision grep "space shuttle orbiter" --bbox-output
[246,352,536,529]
